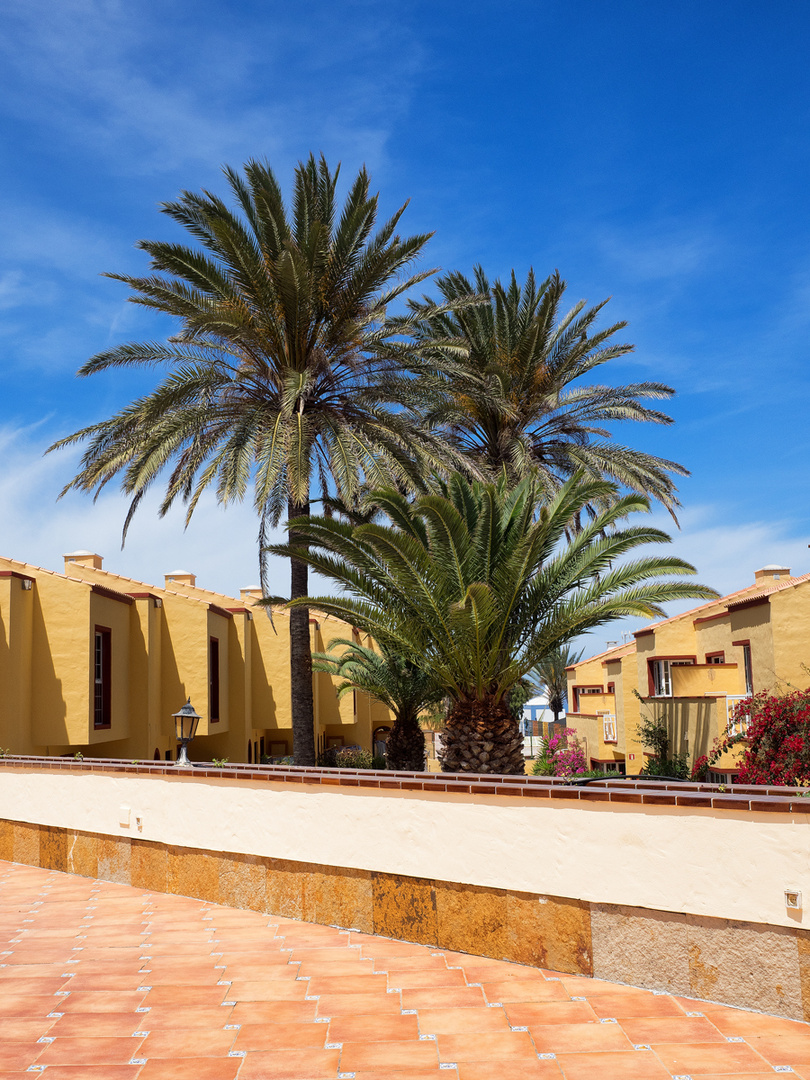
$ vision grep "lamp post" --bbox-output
[172,698,201,767]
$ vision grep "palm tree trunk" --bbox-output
[440,696,525,774]
[289,498,316,766]
[385,707,426,772]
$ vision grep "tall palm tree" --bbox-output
[396,266,687,515]
[527,645,584,723]
[48,154,447,765]
[268,471,718,774]
[312,638,442,771]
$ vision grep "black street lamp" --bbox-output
[172,698,201,767]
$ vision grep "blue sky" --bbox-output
[1,0,809,650]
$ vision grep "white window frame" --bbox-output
[651,659,672,697]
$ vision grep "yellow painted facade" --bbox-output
[567,565,810,779]
[0,552,389,762]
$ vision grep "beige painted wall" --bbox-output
[0,767,808,930]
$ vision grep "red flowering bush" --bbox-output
[532,727,587,777]
[690,732,735,781]
[730,689,810,785]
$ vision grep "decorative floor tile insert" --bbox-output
[2,858,810,1076]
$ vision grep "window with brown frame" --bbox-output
[706,651,725,664]
[93,627,111,728]
[209,637,220,722]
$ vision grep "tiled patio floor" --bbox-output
[2,862,810,1079]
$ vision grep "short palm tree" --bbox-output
[268,471,718,774]
[527,645,584,723]
[313,639,442,771]
[48,154,447,766]
[397,266,687,514]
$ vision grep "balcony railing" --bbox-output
[601,714,617,743]
[725,694,751,737]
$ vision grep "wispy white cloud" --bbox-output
[0,0,421,179]
[593,219,722,285]
[0,422,291,598]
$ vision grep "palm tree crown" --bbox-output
[313,638,442,771]
[397,266,687,514]
[270,471,718,773]
[49,154,443,764]
[527,645,584,724]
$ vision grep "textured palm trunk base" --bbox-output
[441,697,525,774]
[385,712,426,771]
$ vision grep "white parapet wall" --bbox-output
[0,765,807,931]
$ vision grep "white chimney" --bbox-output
[64,551,103,572]
[754,565,790,583]
[165,570,196,588]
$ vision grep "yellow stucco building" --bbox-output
[566,565,810,781]
[0,551,391,762]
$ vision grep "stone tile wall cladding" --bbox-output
[2,811,810,1023]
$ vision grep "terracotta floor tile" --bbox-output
[237,1047,342,1079]
[528,1021,634,1054]
[746,1031,810,1065]
[65,974,148,991]
[291,946,370,962]
[233,1020,327,1051]
[375,956,452,972]
[481,979,570,1003]
[0,1015,58,1040]
[352,1072,454,1080]
[505,1001,597,1026]
[298,959,376,977]
[307,973,389,995]
[559,977,639,996]
[142,969,224,986]
[227,978,309,1001]
[437,1030,538,1062]
[35,1035,146,1066]
[587,991,688,1018]
[58,990,148,1013]
[139,1027,238,1058]
[356,941,435,958]
[555,1049,673,1079]
[0,992,59,1016]
[145,943,216,957]
[0,962,75,979]
[620,1015,727,1043]
[20,1067,142,1080]
[401,987,486,1010]
[216,951,293,967]
[327,1013,419,1043]
[710,1009,810,1038]
[316,991,403,1016]
[50,1012,145,1037]
[460,962,546,982]
[652,1040,773,1073]
[417,1006,510,1035]
[456,1063,564,1080]
[143,984,228,1007]
[141,1005,235,1029]
[3,947,76,963]
[685,1074,794,1080]
[230,1000,318,1025]
[340,1040,440,1071]
[137,1058,242,1079]
[390,969,467,990]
